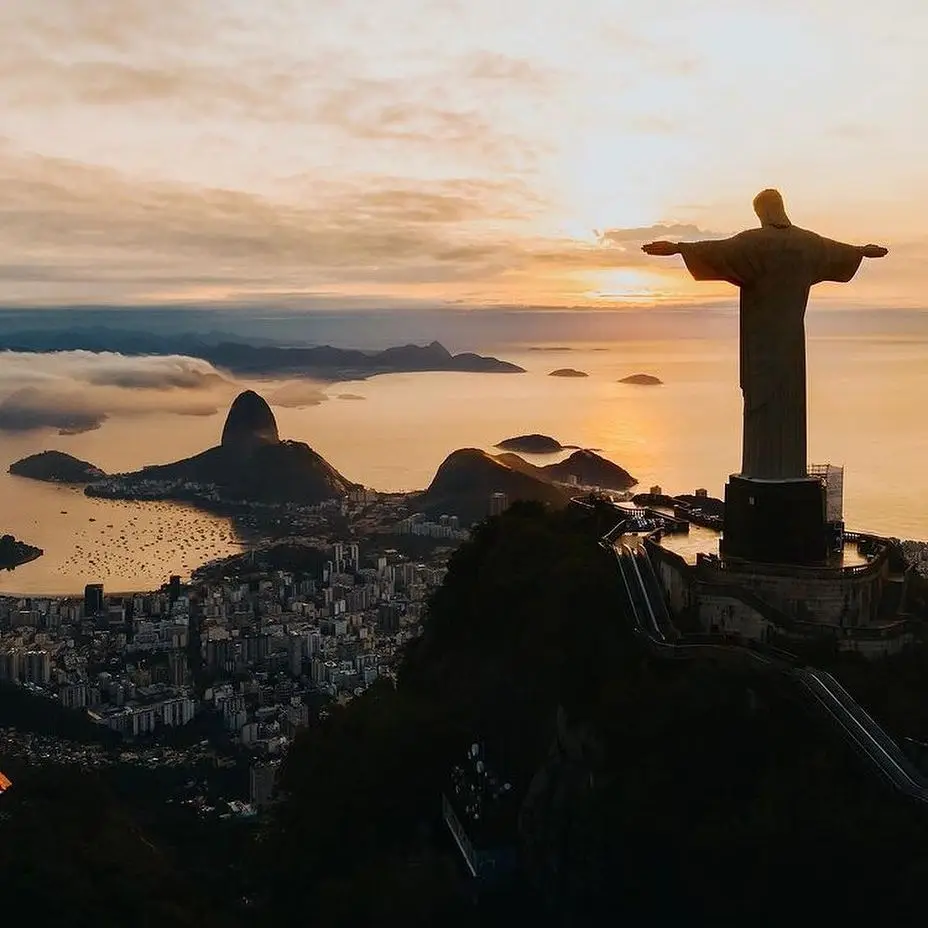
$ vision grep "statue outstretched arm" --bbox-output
[812,236,886,284]
[643,234,756,286]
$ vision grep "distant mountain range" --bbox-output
[0,329,524,378]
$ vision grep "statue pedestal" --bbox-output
[722,474,827,566]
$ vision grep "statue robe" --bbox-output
[679,227,863,480]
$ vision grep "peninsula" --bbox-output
[0,534,43,570]
[9,390,358,508]
[9,450,107,483]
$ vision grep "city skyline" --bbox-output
[1,0,923,308]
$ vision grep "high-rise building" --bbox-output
[349,543,359,574]
[168,651,188,687]
[24,650,50,685]
[84,583,104,617]
[250,762,280,810]
[489,492,509,517]
[288,631,304,678]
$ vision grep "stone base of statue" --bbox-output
[722,474,827,566]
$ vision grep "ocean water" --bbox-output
[2,335,927,594]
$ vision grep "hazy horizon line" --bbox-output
[1,299,925,316]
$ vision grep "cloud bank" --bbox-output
[265,381,330,409]
[0,351,237,434]
[0,0,915,306]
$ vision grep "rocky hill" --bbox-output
[495,450,636,491]
[416,446,637,523]
[417,449,571,522]
[220,389,280,451]
[12,391,357,506]
[539,449,636,491]
[9,450,107,483]
[120,391,356,504]
[134,440,354,505]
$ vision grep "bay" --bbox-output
[2,334,927,594]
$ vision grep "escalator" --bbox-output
[632,545,674,641]
[605,535,928,803]
[797,668,924,794]
[612,543,655,640]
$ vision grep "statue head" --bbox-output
[753,188,791,228]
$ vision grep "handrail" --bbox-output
[601,532,928,803]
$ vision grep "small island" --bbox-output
[0,533,44,570]
[549,368,589,378]
[9,450,108,483]
[619,373,663,385]
[496,434,576,454]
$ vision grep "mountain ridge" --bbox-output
[0,331,524,378]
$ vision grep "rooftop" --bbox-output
[653,525,872,570]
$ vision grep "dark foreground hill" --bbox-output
[0,767,233,928]
[257,503,928,926]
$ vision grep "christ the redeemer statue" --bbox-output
[643,189,887,480]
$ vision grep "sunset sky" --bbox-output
[1,0,924,308]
